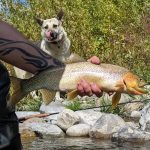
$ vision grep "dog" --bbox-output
[35,10,71,62]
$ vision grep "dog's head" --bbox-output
[35,10,65,42]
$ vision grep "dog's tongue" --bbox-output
[45,31,51,39]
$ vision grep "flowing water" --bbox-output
[22,137,150,150]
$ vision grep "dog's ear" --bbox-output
[57,10,64,21]
[35,17,43,26]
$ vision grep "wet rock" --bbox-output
[40,101,65,113]
[26,123,65,137]
[139,103,150,131]
[130,111,141,119]
[57,109,80,131]
[75,110,103,126]
[66,124,90,137]
[23,117,46,125]
[112,125,150,142]
[89,114,125,139]
[19,123,37,143]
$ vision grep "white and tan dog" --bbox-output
[35,10,71,62]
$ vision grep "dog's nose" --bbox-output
[50,32,57,39]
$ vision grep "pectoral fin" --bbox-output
[40,89,56,105]
[67,90,78,100]
[112,92,121,108]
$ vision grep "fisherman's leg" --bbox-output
[0,63,22,150]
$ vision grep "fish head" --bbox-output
[123,72,148,95]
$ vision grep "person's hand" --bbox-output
[77,79,103,97]
[87,56,100,65]
[77,56,102,97]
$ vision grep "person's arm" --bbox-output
[0,20,64,74]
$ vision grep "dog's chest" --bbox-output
[40,40,68,62]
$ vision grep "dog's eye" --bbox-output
[53,24,58,28]
[44,25,48,29]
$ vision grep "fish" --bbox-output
[8,62,148,108]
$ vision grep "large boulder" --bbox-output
[89,114,125,139]
[139,103,150,131]
[112,125,150,142]
[75,109,103,126]
[40,101,65,113]
[66,124,90,137]
[57,109,80,131]
[26,123,65,137]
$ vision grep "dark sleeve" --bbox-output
[0,20,64,74]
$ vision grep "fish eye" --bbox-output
[44,25,48,29]
[53,24,58,28]
[139,78,143,81]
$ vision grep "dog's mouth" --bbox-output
[45,31,58,42]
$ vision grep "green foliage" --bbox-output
[0,0,150,110]
[100,98,125,115]
[65,100,82,111]
[16,96,42,111]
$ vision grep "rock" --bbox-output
[89,114,125,139]
[66,124,90,137]
[124,102,144,115]
[139,103,150,131]
[19,123,37,143]
[16,111,40,118]
[23,117,46,125]
[130,111,141,118]
[57,109,80,131]
[40,101,65,113]
[75,109,103,126]
[44,114,59,124]
[26,123,65,137]
[112,125,150,142]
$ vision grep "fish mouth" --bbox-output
[134,87,148,94]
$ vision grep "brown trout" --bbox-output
[8,62,147,108]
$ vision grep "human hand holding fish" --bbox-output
[8,62,148,109]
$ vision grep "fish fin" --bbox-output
[40,89,56,105]
[8,76,25,109]
[67,90,78,100]
[112,92,121,108]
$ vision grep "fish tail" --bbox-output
[7,76,26,109]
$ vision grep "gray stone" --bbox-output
[26,123,65,137]
[57,109,80,131]
[16,111,40,118]
[40,101,65,113]
[66,124,90,137]
[89,113,125,139]
[75,109,103,126]
[139,103,150,131]
[130,111,141,118]
[124,102,144,115]
[112,125,150,142]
